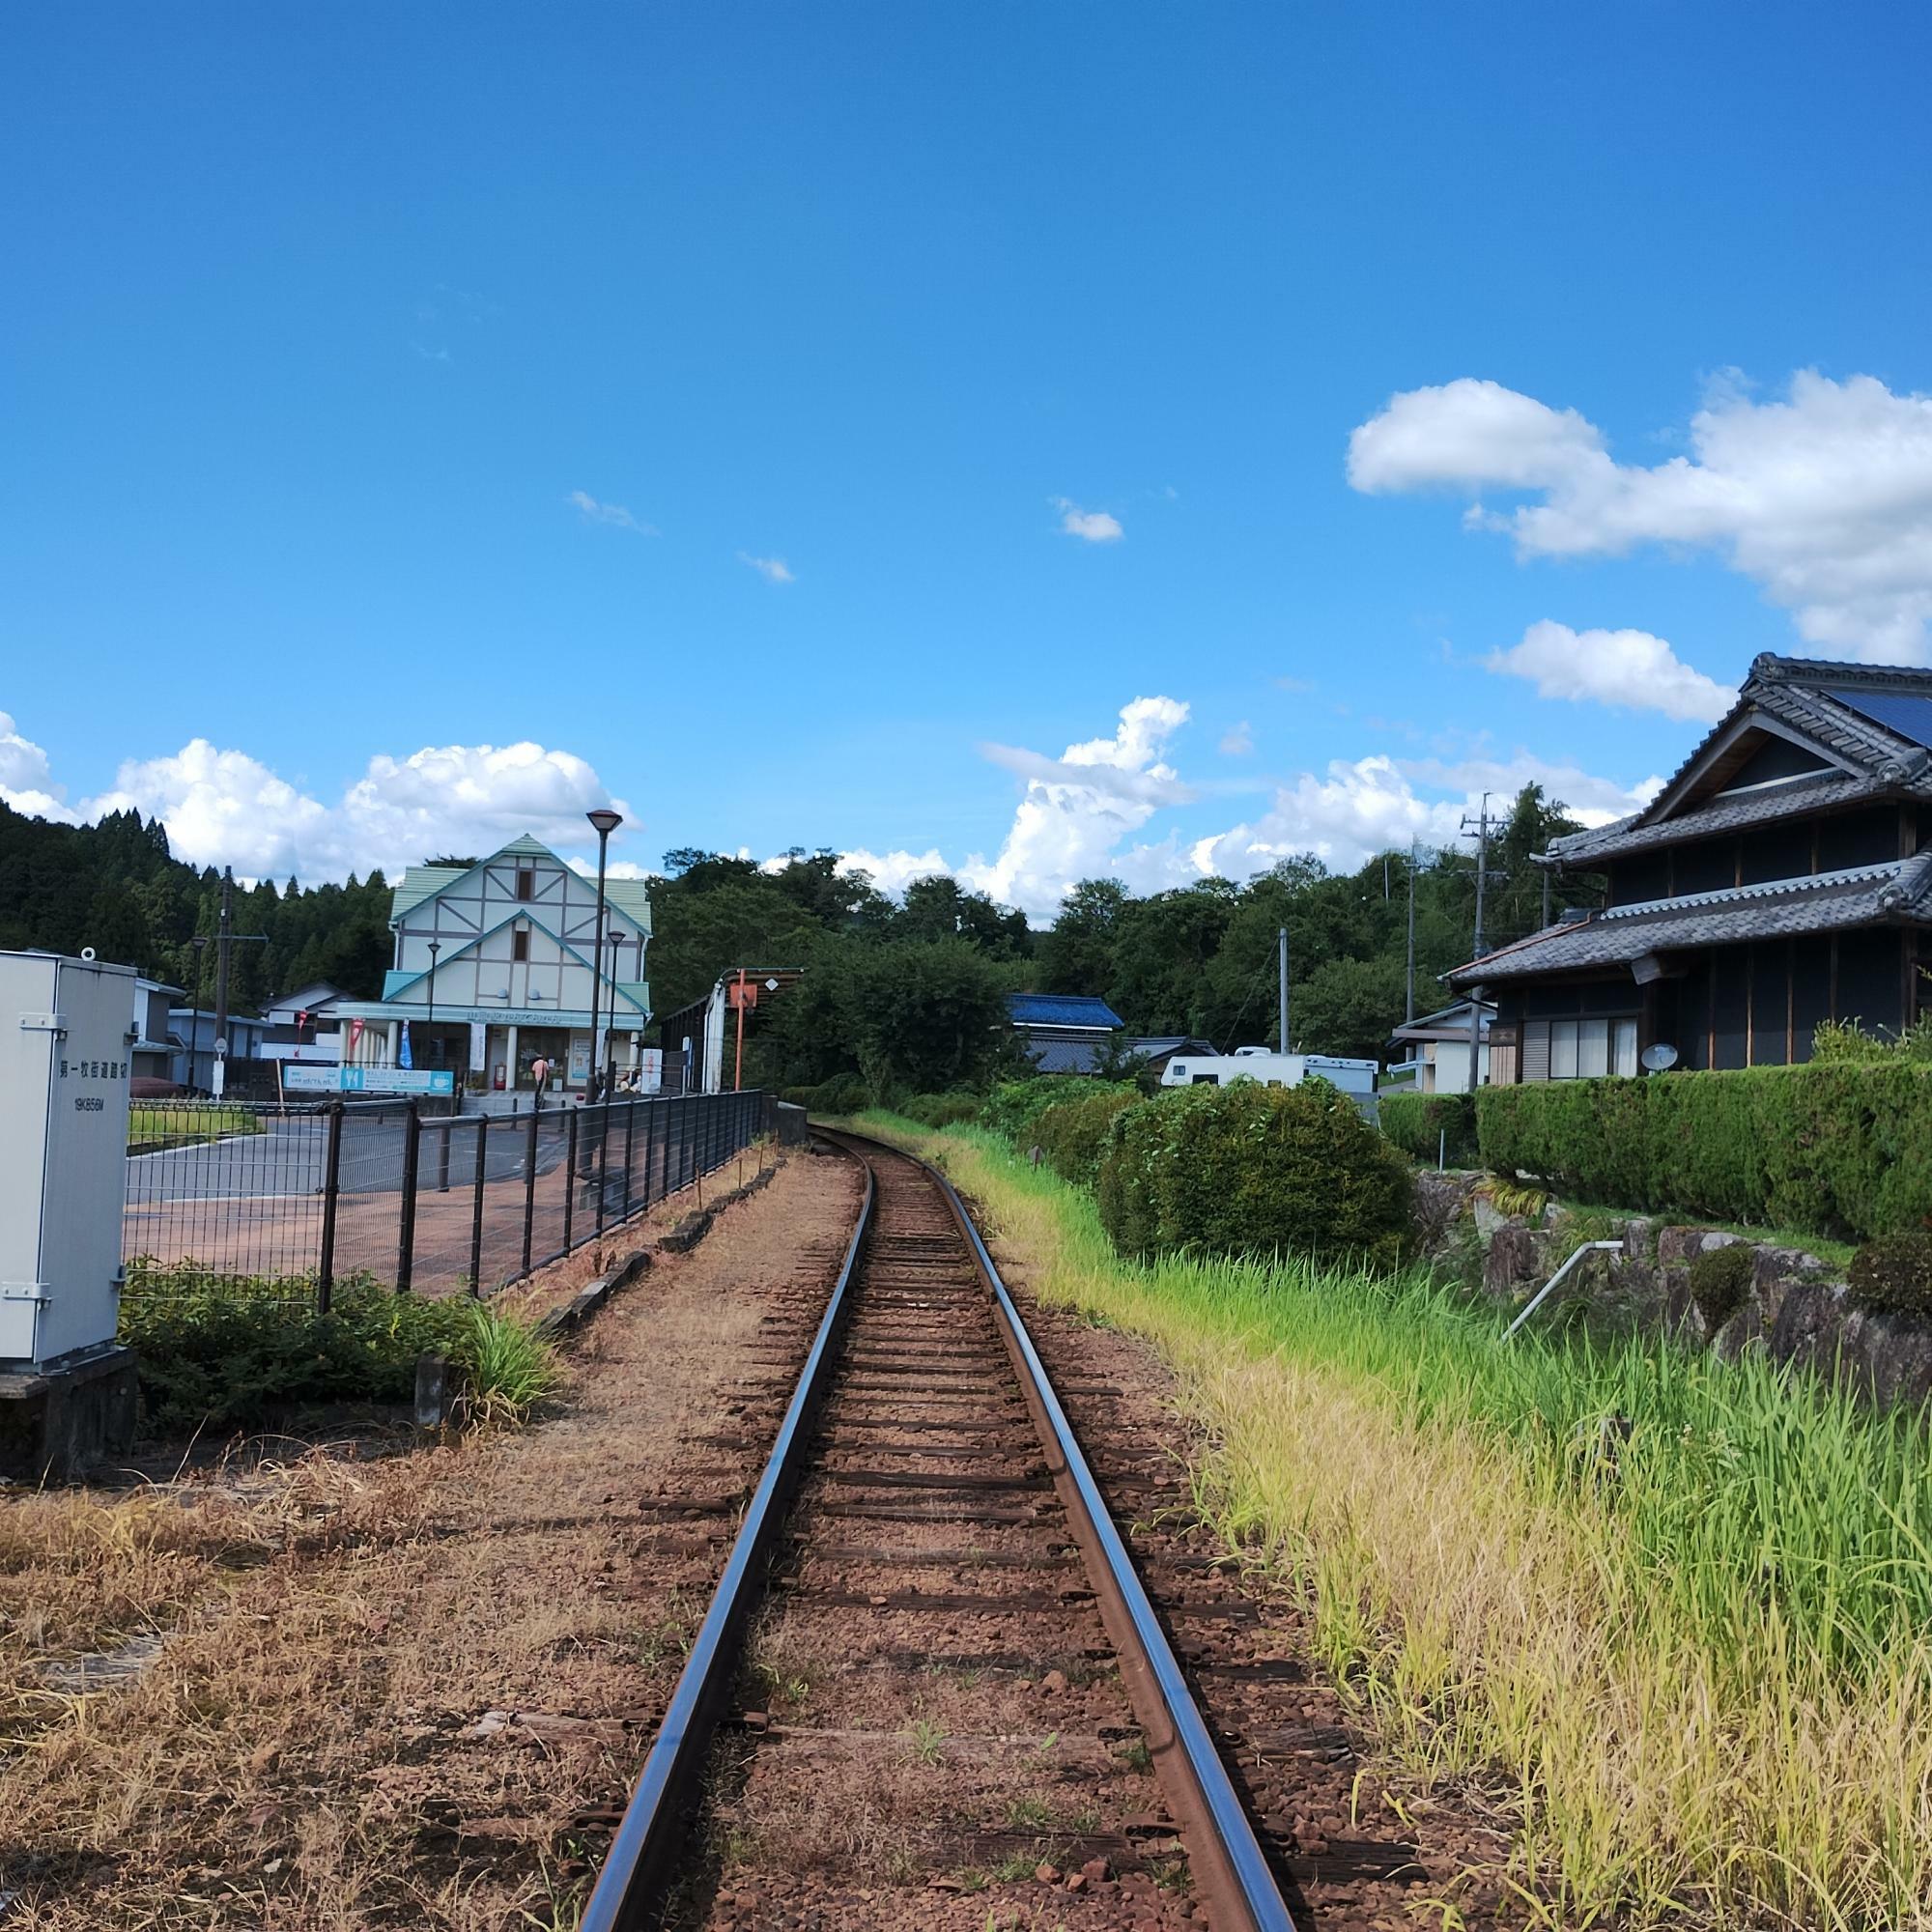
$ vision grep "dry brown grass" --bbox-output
[0,1151,856,1930]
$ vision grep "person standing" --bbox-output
[528,1054,551,1100]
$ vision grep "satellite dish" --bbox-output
[1640,1041,1679,1072]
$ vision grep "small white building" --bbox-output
[329,835,652,1096]
[1383,999,1494,1094]
[259,980,350,1065]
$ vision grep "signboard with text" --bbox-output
[284,1065,456,1096]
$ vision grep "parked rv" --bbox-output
[1158,1048,1379,1120]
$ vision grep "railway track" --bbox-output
[581,1131,1298,1932]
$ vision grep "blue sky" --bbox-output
[6,4,1932,913]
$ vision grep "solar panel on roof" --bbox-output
[1827,688,1932,751]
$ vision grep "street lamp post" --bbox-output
[606,931,627,1087]
[425,938,441,1066]
[584,808,623,1099]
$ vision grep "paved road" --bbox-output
[124,1110,577,1206]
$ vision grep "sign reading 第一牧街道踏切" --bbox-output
[283,1065,455,1096]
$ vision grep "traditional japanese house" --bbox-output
[1449,654,1932,1083]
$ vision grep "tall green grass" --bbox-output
[862,1115,1932,1928]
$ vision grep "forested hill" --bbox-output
[0,803,394,1010]
[0,781,1584,1064]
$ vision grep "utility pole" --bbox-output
[1458,797,1501,1097]
[213,867,233,1097]
[1277,925,1290,1055]
[1461,793,1494,962]
[1406,838,1417,1023]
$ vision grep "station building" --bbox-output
[330,835,652,1096]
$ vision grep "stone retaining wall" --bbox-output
[1413,1170,1932,1410]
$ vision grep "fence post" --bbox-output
[644,1099,659,1209]
[469,1114,490,1296]
[595,1097,612,1236]
[437,1118,452,1192]
[563,1105,579,1252]
[621,1098,637,1222]
[317,1100,344,1315]
[396,1101,421,1293]
[522,1103,539,1277]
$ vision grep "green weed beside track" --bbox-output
[852,1113,1932,1930]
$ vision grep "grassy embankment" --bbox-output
[127,1104,259,1149]
[853,1112,1932,1931]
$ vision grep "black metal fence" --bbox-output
[124,1090,774,1306]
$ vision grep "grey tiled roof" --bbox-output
[1447,851,1932,988]
[1544,652,1932,871]
[1545,769,1925,865]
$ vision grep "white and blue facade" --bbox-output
[330,835,652,1095]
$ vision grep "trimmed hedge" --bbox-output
[1095,1080,1413,1269]
[1379,1092,1479,1168]
[1035,1088,1144,1190]
[900,1090,983,1127]
[1477,1064,1932,1241]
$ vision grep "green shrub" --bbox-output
[799,1072,870,1115]
[119,1261,556,1434]
[1095,1080,1413,1269]
[1035,1088,1144,1190]
[1476,1062,1932,1242]
[979,1075,1124,1144]
[901,1090,984,1127]
[1847,1234,1932,1318]
[1689,1242,1755,1333]
[1379,1092,1479,1167]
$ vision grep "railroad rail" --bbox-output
[582,1130,1296,1932]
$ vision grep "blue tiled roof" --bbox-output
[1005,992,1124,1030]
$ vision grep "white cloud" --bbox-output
[1219,721,1255,755]
[568,490,658,536]
[833,695,1658,921]
[1484,620,1736,724]
[738,552,795,584]
[0,711,78,822]
[1350,369,1932,662]
[1052,497,1124,543]
[76,734,634,883]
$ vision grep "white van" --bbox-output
[1159,1048,1379,1120]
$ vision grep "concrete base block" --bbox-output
[0,1346,139,1483]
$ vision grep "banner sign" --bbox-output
[284,1065,456,1096]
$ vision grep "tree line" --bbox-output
[0,781,1586,1090]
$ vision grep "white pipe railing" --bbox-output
[1501,1239,1622,1342]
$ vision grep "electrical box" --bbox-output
[0,950,135,1368]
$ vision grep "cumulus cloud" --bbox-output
[1194,750,1661,882]
[833,694,1656,922]
[839,697,1192,918]
[1484,620,1736,724]
[71,733,634,882]
[567,489,658,536]
[0,711,78,822]
[1052,497,1124,543]
[1350,369,1932,662]
[738,552,795,584]
[1219,721,1255,755]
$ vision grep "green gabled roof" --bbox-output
[603,877,654,936]
[391,866,469,918]
[385,834,652,935]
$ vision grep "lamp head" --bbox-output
[585,808,623,838]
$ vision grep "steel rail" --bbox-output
[906,1141,1297,1932]
[578,1151,875,1932]
[581,1130,1295,1932]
